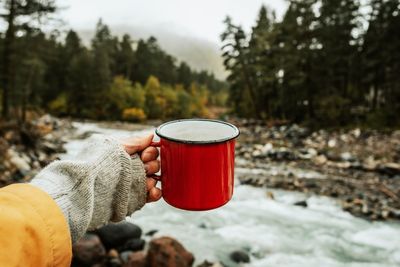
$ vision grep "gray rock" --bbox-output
[378,163,400,176]
[96,222,142,249]
[197,261,224,267]
[7,149,31,172]
[341,152,356,162]
[230,250,250,263]
[120,238,145,252]
[294,200,308,208]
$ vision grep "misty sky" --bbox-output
[58,0,288,45]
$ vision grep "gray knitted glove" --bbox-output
[30,135,147,243]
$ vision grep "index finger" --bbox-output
[122,133,154,155]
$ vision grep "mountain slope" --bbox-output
[77,25,227,80]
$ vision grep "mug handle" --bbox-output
[150,141,161,181]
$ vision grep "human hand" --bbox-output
[122,134,162,203]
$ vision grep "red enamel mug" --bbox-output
[152,119,240,211]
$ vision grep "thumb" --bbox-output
[122,133,154,155]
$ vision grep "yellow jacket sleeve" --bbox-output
[0,184,72,267]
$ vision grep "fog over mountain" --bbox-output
[77,25,227,80]
[58,0,289,81]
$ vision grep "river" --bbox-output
[62,122,400,267]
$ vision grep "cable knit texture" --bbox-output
[30,135,147,243]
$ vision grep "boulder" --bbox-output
[294,200,308,207]
[327,139,337,148]
[335,162,351,169]
[7,149,31,172]
[340,152,356,162]
[312,155,327,166]
[378,162,400,176]
[147,237,194,267]
[72,233,106,266]
[39,140,65,154]
[362,157,379,171]
[119,238,145,252]
[197,261,223,267]
[229,250,250,263]
[96,222,142,249]
[325,151,341,161]
[123,251,147,267]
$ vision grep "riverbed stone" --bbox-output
[379,162,400,176]
[312,155,327,165]
[119,238,145,252]
[123,251,146,267]
[7,149,31,172]
[230,250,250,263]
[294,200,308,207]
[147,237,194,267]
[197,261,224,267]
[96,222,142,249]
[72,233,106,266]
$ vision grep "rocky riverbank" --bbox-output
[1,116,398,222]
[0,114,74,187]
[233,119,400,221]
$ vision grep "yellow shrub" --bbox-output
[48,93,68,115]
[122,108,147,122]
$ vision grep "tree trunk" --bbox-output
[372,84,379,111]
[21,66,34,123]
[2,0,16,119]
[305,55,315,119]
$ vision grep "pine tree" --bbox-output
[248,5,277,118]
[133,37,177,84]
[362,0,400,125]
[115,34,135,79]
[276,0,318,121]
[0,0,57,119]
[66,49,94,117]
[177,62,192,88]
[91,20,113,92]
[221,16,259,117]
[65,30,82,59]
[316,0,362,124]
